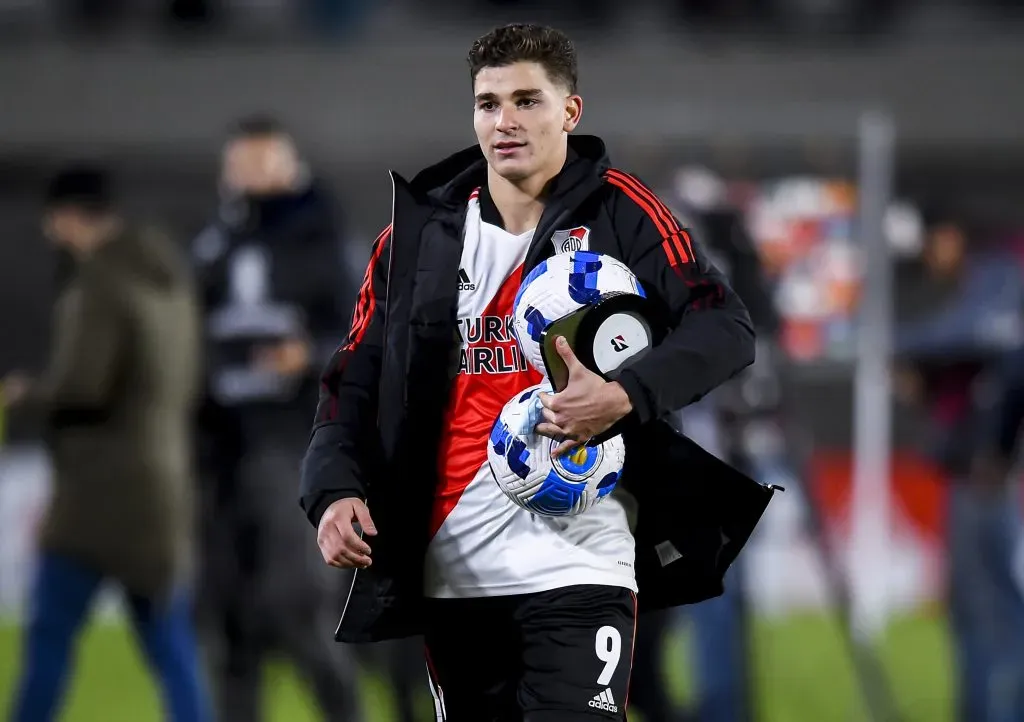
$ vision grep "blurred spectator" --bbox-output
[893,209,1024,469]
[949,341,1024,722]
[2,164,212,722]
[630,180,779,722]
[190,115,363,722]
[893,208,1024,722]
[683,202,779,722]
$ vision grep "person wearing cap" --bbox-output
[2,165,213,722]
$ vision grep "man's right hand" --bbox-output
[317,498,377,569]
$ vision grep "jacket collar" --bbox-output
[396,134,612,274]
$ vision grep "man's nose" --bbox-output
[496,106,519,133]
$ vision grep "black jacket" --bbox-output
[300,136,779,643]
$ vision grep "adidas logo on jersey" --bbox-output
[458,268,476,291]
[589,688,618,713]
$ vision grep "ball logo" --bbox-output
[550,439,603,481]
[551,226,591,254]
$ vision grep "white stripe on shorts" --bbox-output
[426,662,447,721]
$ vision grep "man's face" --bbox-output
[473,61,582,184]
[42,207,81,250]
[925,223,966,277]
[221,135,300,196]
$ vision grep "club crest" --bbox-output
[550,226,591,254]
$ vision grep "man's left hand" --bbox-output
[535,336,633,457]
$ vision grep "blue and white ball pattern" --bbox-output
[488,383,625,517]
[512,251,645,377]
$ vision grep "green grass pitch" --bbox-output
[0,610,953,722]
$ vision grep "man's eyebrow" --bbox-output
[474,89,543,102]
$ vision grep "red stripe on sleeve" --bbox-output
[605,169,693,266]
[604,170,689,269]
[344,224,391,352]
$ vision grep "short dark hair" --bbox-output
[467,24,578,95]
[44,164,114,214]
[227,114,290,140]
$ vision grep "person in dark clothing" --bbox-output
[191,116,363,722]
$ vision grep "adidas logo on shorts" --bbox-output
[588,688,618,713]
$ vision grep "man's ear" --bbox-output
[564,95,583,132]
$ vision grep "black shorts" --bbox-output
[423,584,637,721]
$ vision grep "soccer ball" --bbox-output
[488,382,625,517]
[512,250,645,377]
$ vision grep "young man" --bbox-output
[300,24,760,721]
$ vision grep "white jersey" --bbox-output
[423,189,637,599]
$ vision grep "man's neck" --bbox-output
[486,149,567,235]
[486,172,546,235]
[72,216,123,258]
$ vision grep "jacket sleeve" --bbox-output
[298,225,391,528]
[603,171,756,424]
[29,263,124,417]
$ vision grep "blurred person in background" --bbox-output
[679,201,780,722]
[961,339,1024,722]
[893,208,1024,722]
[629,172,779,722]
[1,165,212,722]
[190,115,363,722]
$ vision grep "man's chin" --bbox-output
[489,159,533,183]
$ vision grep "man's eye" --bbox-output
[518,99,537,108]
[479,102,496,111]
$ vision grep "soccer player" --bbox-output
[300,24,756,721]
